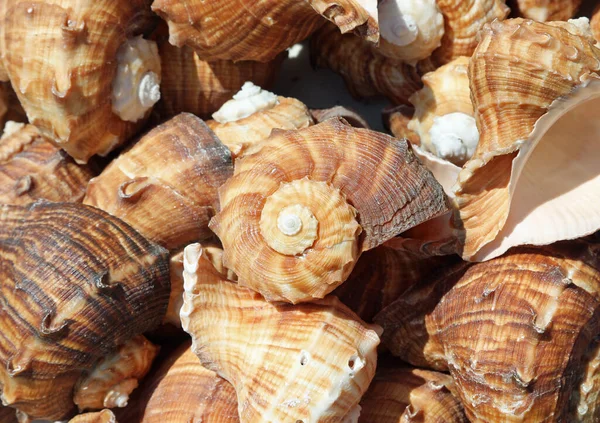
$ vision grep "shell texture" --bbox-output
[359,367,467,423]
[209,118,449,303]
[0,124,95,205]
[180,243,381,423]
[0,0,159,163]
[454,18,600,261]
[0,202,170,421]
[115,341,239,423]
[69,410,116,423]
[310,106,370,129]
[384,105,420,145]
[512,0,582,21]
[84,113,233,251]
[375,238,600,422]
[73,335,159,412]
[311,23,422,104]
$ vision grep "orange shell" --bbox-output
[512,0,582,21]
[69,410,116,423]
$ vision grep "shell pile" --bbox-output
[0,1,599,422]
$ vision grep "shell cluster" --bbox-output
[0,1,600,422]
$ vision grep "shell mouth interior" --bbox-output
[474,80,600,260]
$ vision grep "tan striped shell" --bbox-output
[511,0,582,21]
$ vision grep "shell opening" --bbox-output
[212,82,279,124]
[429,112,480,166]
[112,36,162,123]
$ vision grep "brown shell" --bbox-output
[180,243,381,422]
[311,23,422,105]
[84,113,233,251]
[0,202,170,421]
[359,367,467,423]
[156,34,284,120]
[384,105,420,145]
[310,106,370,129]
[0,124,95,205]
[511,0,582,21]
[375,238,600,422]
[592,4,600,43]
[69,410,117,423]
[115,341,239,423]
[0,407,18,423]
[206,96,314,159]
[0,0,158,163]
[0,82,27,131]
[209,118,449,303]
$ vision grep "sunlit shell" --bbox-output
[209,118,449,303]
[180,243,381,422]
[84,113,233,251]
[311,23,422,104]
[512,0,582,21]
[115,341,239,423]
[73,335,159,412]
[69,410,116,423]
[453,18,600,261]
[0,0,160,163]
[0,202,170,421]
[0,124,95,204]
[375,237,600,422]
[359,367,467,422]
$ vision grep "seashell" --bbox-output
[156,30,284,120]
[0,202,170,421]
[375,238,600,422]
[0,407,18,423]
[151,0,378,62]
[0,124,95,205]
[453,18,600,261]
[84,113,233,251]
[73,335,159,412]
[206,83,314,159]
[180,243,381,423]
[407,56,478,166]
[209,118,449,303]
[311,23,422,104]
[377,0,445,64]
[310,106,370,129]
[359,366,467,422]
[511,0,582,21]
[593,5,600,42]
[115,340,239,423]
[69,410,116,423]
[0,0,161,163]
[333,238,460,322]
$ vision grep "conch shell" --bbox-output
[454,18,600,261]
[69,410,116,423]
[375,237,600,422]
[209,118,449,303]
[115,340,239,423]
[511,0,582,21]
[73,335,159,412]
[151,0,377,62]
[84,113,233,251]
[0,0,161,163]
[180,243,381,423]
[206,83,314,159]
[311,23,422,104]
[0,202,170,421]
[0,124,95,205]
[359,367,467,422]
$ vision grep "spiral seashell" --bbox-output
[73,335,159,412]
[0,124,96,205]
[453,18,600,261]
[69,410,116,423]
[84,113,233,251]
[0,0,161,163]
[206,83,314,159]
[375,238,600,422]
[115,340,239,423]
[511,0,582,21]
[359,366,467,422]
[408,56,478,166]
[209,118,449,303]
[0,202,170,421]
[311,23,422,104]
[180,243,381,423]
[156,30,284,120]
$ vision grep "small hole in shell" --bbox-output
[299,350,310,366]
[348,355,358,370]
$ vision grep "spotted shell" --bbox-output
[0,202,170,421]
[0,124,95,205]
[209,118,449,303]
[84,113,233,251]
[180,243,381,423]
